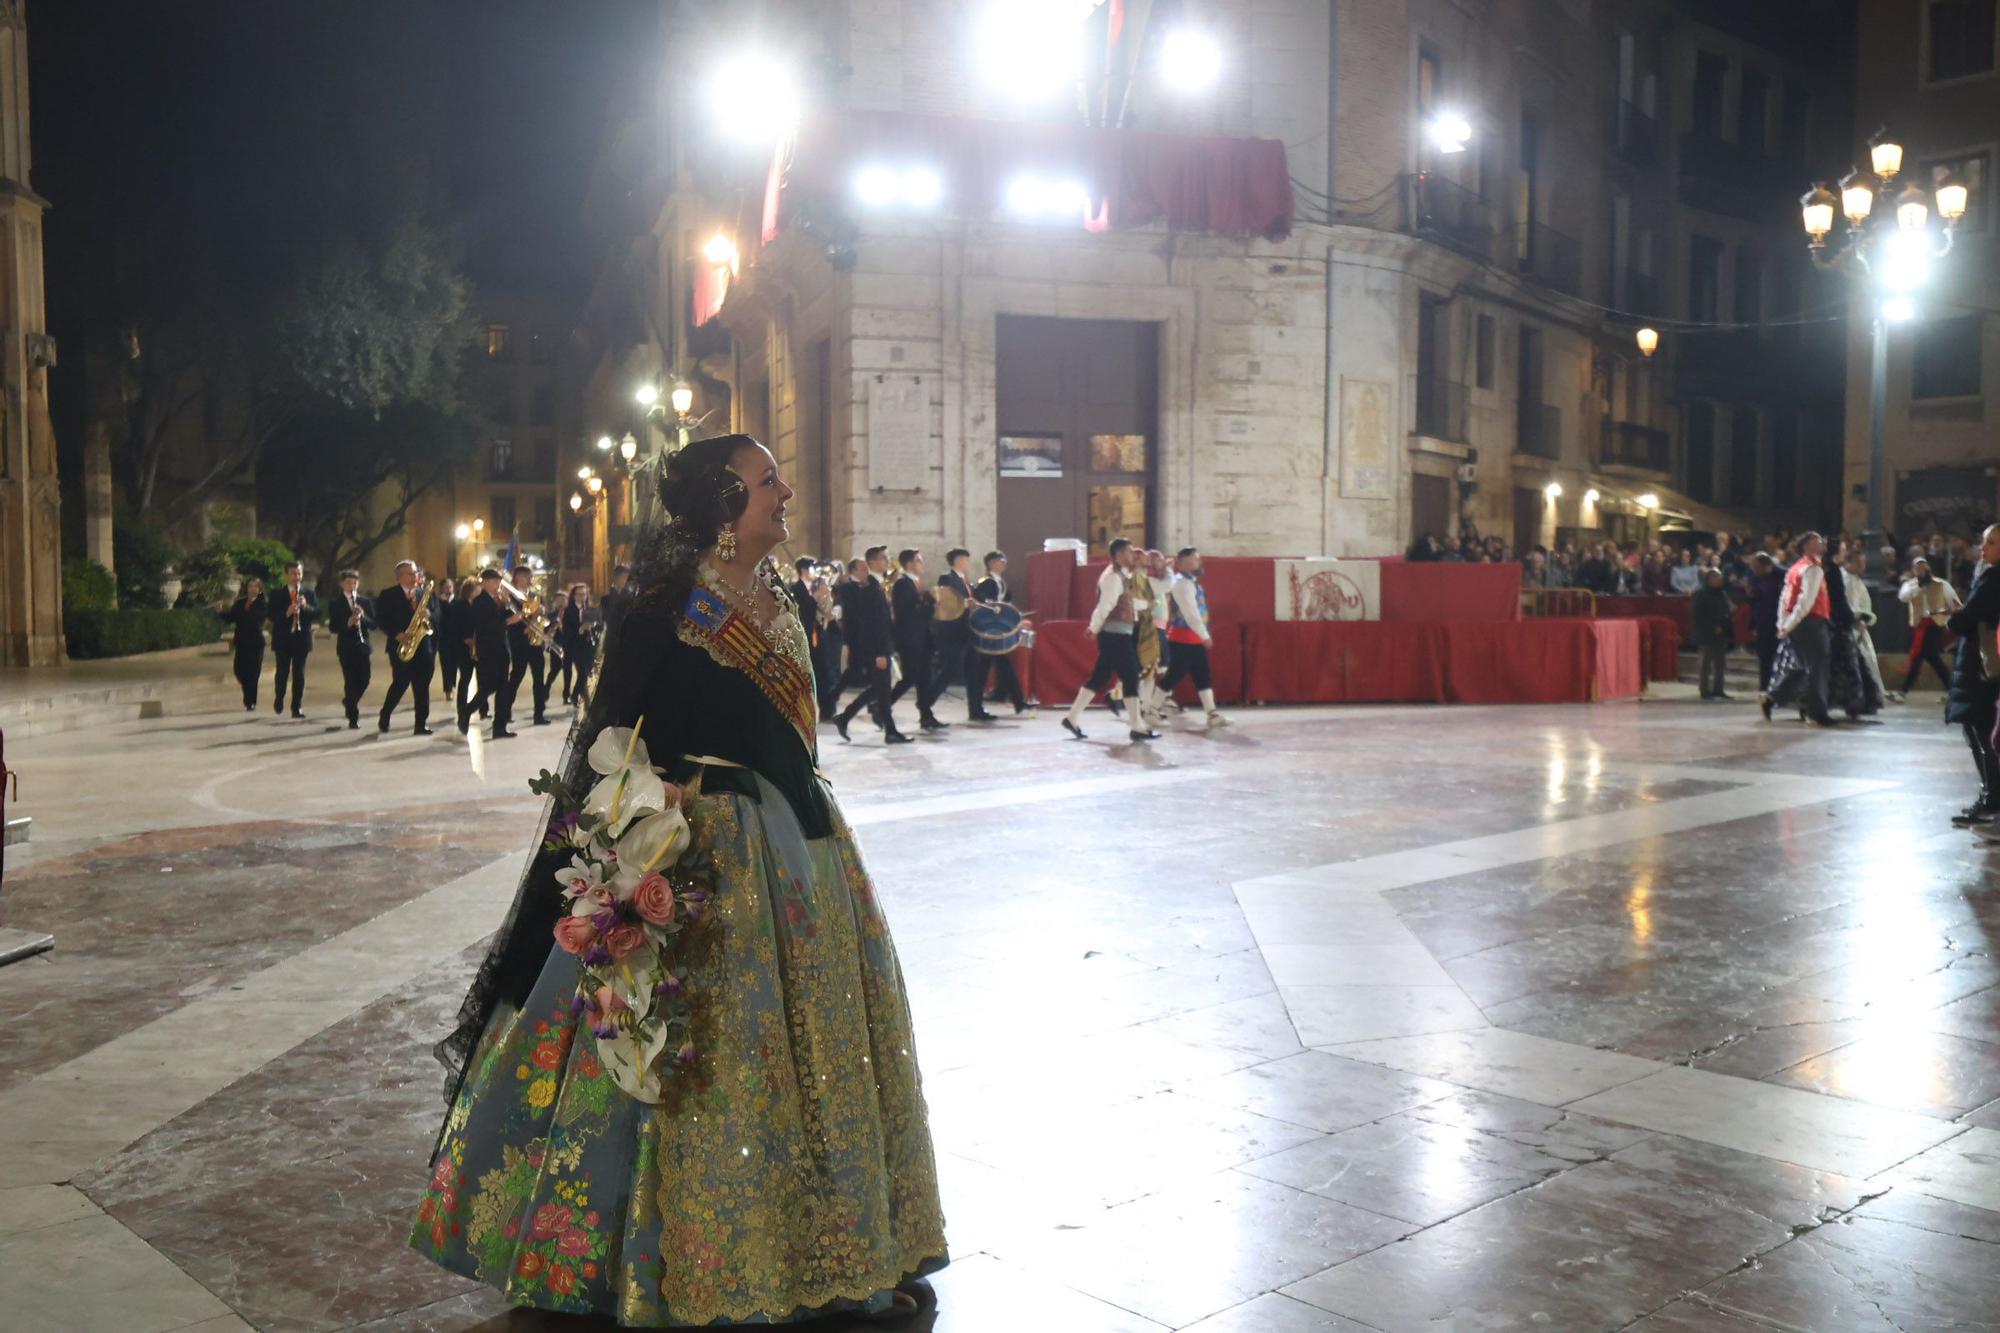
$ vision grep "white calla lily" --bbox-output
[612,808,692,891]
[585,766,668,837]
[587,725,653,776]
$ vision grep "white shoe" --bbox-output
[1206,711,1231,728]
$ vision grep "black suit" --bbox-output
[329,589,376,725]
[932,570,974,691]
[433,593,465,699]
[835,576,898,733]
[224,595,267,709]
[558,602,598,704]
[459,590,516,734]
[375,583,435,731]
[267,583,319,715]
[889,574,942,719]
[505,585,550,723]
[792,579,840,716]
[969,573,1028,714]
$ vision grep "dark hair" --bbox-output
[946,547,970,565]
[1177,547,1199,561]
[612,563,630,577]
[898,548,920,568]
[658,435,756,551]
[847,557,867,573]
[480,567,502,579]
[1109,538,1132,557]
[511,564,532,577]
[984,550,1006,567]
[338,568,360,581]
[864,545,887,562]
[794,556,815,574]
[285,560,303,573]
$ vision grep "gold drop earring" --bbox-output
[717,525,739,561]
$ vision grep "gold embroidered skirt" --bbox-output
[412,772,948,1324]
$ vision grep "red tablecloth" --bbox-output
[1638,617,1681,681]
[1242,622,1448,703]
[1028,623,1244,705]
[1068,557,1282,625]
[1379,562,1522,623]
[1590,621,1643,700]
[1596,595,1691,639]
[1026,550,1077,619]
[1242,621,1611,704]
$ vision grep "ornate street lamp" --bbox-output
[1800,127,1968,550]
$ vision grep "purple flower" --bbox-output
[656,975,685,1000]
[680,888,710,904]
[675,1042,696,1067]
[593,1023,618,1040]
[569,992,588,1016]
[685,903,704,922]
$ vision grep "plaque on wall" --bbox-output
[1339,377,1393,500]
[867,373,933,492]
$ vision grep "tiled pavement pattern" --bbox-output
[2,681,1997,1331]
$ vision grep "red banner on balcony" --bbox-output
[763,110,1294,245]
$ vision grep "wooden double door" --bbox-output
[995,316,1159,607]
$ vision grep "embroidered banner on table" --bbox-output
[1275,559,1381,622]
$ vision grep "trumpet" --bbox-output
[396,580,435,662]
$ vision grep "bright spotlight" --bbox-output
[671,382,694,415]
[1427,112,1474,155]
[709,52,800,144]
[1006,174,1091,221]
[634,384,660,409]
[1882,296,1918,323]
[595,434,615,452]
[702,231,739,268]
[1637,492,1660,510]
[620,434,639,463]
[976,3,1083,102]
[1878,229,1931,292]
[855,166,898,207]
[901,168,944,208]
[1544,481,1564,499]
[1160,28,1223,92]
[453,523,472,541]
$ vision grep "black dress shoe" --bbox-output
[1129,729,1161,742]
[834,715,852,742]
[492,728,517,740]
[968,711,998,723]
[884,731,913,745]
[348,717,360,730]
[1062,717,1087,740]
[413,725,435,736]
[919,715,950,732]
[291,709,306,719]
[533,716,551,726]
[378,715,391,733]
[273,700,283,715]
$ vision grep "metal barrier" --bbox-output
[1522,588,1596,619]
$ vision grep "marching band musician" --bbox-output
[443,577,483,721]
[221,576,268,711]
[431,575,463,704]
[268,560,319,719]
[331,568,377,729]
[505,564,552,726]
[459,568,519,740]
[834,556,908,744]
[375,560,437,736]
[968,550,1029,718]
[558,583,599,707]
[888,548,949,733]
[932,548,975,698]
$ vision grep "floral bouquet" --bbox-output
[529,717,713,1103]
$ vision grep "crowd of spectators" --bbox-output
[1408,526,1985,602]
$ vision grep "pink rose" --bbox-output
[630,874,676,925]
[531,1204,572,1241]
[603,923,647,959]
[553,915,598,955]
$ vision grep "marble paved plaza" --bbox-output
[3,671,1999,1331]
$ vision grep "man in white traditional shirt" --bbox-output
[1893,555,1961,699]
[1154,547,1229,728]
[1062,539,1158,742]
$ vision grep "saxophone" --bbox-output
[520,592,548,649]
[396,581,435,662]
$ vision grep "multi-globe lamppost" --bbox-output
[1799,129,1969,550]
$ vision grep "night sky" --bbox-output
[29,0,661,305]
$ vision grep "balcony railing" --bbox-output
[1612,101,1659,167]
[1409,173,1495,262]
[1517,402,1563,458]
[1513,221,1582,296]
[1415,378,1469,443]
[1600,420,1670,473]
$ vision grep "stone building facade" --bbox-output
[1843,0,2000,545]
[0,0,61,666]
[583,0,1850,592]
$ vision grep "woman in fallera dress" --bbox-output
[411,434,947,1324]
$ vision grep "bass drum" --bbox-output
[969,602,1027,655]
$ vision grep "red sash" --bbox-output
[679,586,819,760]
